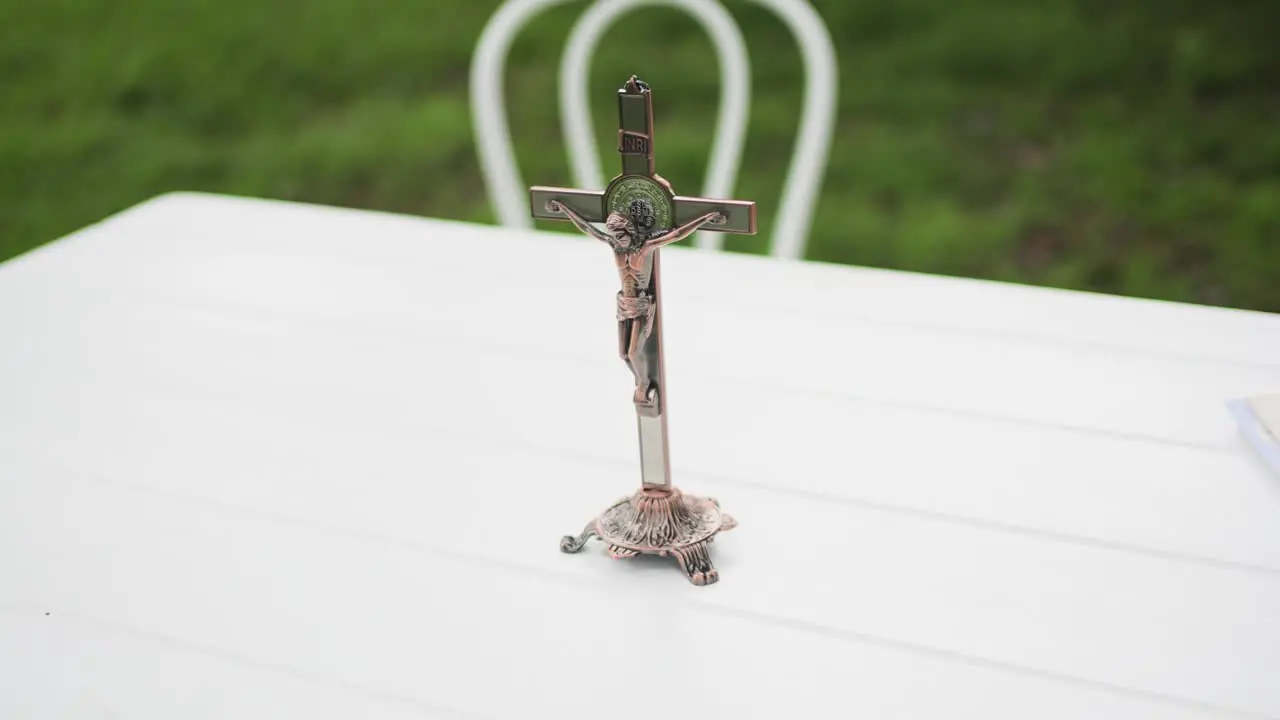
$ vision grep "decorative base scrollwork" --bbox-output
[559,522,599,553]
[559,487,736,586]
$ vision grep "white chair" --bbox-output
[470,0,837,260]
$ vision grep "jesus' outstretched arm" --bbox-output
[643,211,725,250]
[548,200,613,245]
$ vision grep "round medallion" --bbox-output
[605,175,674,236]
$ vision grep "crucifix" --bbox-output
[534,76,757,585]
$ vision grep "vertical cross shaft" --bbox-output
[617,76,656,177]
[616,77,674,490]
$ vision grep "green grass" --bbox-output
[2,0,1278,310]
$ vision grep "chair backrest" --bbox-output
[470,0,837,261]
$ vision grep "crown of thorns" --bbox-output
[605,213,634,235]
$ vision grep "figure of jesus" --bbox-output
[547,198,724,405]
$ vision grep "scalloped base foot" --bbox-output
[559,487,736,586]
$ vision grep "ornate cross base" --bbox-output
[560,487,737,586]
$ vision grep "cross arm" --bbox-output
[529,186,607,223]
[673,195,756,235]
[644,211,725,250]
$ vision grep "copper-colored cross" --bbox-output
[530,76,757,491]
[533,76,753,586]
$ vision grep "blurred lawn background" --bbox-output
[2,0,1277,310]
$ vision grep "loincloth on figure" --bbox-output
[616,291,656,323]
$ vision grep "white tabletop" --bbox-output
[2,192,1279,719]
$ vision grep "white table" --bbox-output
[3,192,1279,719]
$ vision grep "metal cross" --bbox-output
[530,75,756,490]
[533,76,756,585]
